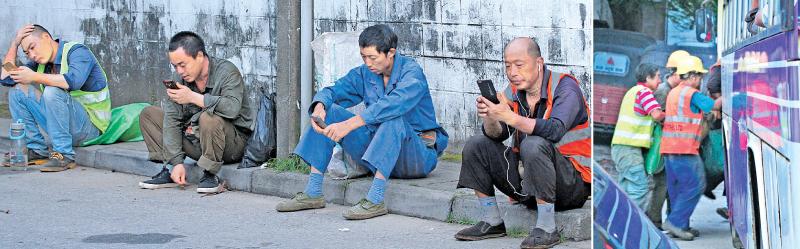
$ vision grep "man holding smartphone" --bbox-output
[0,24,110,172]
[137,31,253,193]
[274,25,448,220]
[454,37,591,249]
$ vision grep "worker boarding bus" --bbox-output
[719,0,800,248]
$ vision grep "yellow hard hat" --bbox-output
[666,50,691,68]
[676,56,708,75]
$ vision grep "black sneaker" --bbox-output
[455,221,507,241]
[520,228,561,249]
[139,168,177,189]
[197,171,222,193]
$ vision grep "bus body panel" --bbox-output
[724,15,800,247]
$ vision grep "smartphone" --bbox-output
[3,62,18,72]
[162,80,179,90]
[477,80,499,104]
[311,116,327,129]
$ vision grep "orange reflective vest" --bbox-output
[510,72,592,183]
[660,84,703,155]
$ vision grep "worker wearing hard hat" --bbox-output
[659,55,722,240]
[646,50,690,229]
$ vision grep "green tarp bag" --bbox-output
[80,103,150,146]
[644,124,663,175]
[701,128,725,197]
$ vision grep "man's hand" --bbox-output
[171,164,187,185]
[13,25,34,47]
[310,103,326,134]
[9,66,39,84]
[481,92,514,123]
[167,83,202,105]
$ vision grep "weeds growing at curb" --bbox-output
[507,228,529,238]
[264,155,310,174]
[439,153,462,163]
[445,214,477,225]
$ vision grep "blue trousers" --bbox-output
[664,154,706,230]
[294,104,438,179]
[8,85,99,160]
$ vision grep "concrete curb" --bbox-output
[0,118,590,240]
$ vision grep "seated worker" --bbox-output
[455,37,591,249]
[274,24,449,220]
[137,31,253,193]
[660,56,721,240]
[1,24,110,172]
[610,63,665,210]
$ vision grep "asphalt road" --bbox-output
[0,166,589,249]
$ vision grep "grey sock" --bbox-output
[535,203,556,233]
[479,196,503,226]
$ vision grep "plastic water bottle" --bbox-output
[8,120,28,171]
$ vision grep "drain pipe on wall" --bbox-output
[299,0,313,131]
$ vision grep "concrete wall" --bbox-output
[0,0,276,109]
[0,0,592,153]
[313,0,592,152]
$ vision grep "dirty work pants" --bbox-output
[457,134,589,210]
[139,106,248,174]
[664,154,706,230]
[8,85,99,160]
[646,167,669,228]
[611,144,652,211]
[294,104,438,179]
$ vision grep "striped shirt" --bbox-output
[634,83,661,116]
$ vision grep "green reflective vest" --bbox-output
[611,84,655,148]
[37,42,111,133]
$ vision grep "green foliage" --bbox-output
[439,153,462,163]
[445,214,478,225]
[264,155,310,174]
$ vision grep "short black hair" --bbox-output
[358,24,397,54]
[31,24,51,38]
[635,63,660,82]
[168,31,207,58]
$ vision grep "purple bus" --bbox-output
[719,0,800,248]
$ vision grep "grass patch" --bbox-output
[439,152,462,163]
[264,155,310,174]
[0,104,9,119]
[445,214,477,225]
[507,228,529,238]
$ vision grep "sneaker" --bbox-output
[342,199,388,220]
[663,221,695,241]
[717,207,729,219]
[454,221,507,241]
[196,171,222,193]
[520,228,561,249]
[688,227,700,237]
[139,168,178,189]
[275,192,325,212]
[39,152,76,172]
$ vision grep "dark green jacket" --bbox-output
[162,56,253,165]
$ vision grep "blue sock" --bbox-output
[366,177,387,204]
[304,173,324,198]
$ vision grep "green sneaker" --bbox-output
[275,192,325,212]
[342,199,388,220]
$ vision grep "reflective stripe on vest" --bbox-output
[37,42,111,133]
[545,73,592,183]
[611,84,656,148]
[660,84,703,155]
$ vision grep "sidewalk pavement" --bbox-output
[0,118,590,240]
